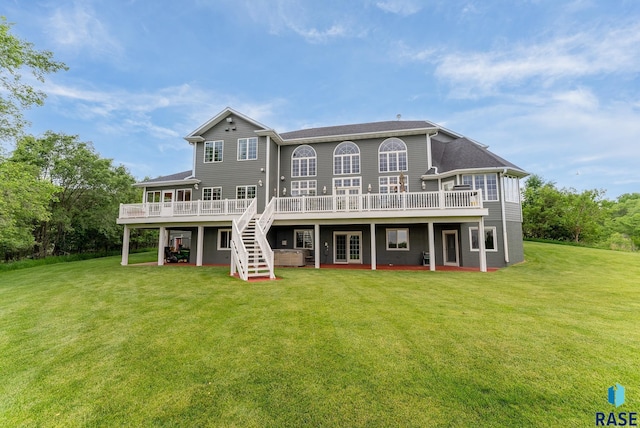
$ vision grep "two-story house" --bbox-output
[117,107,528,280]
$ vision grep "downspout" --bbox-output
[277,144,281,197]
[191,142,197,178]
[427,130,438,170]
[500,168,510,264]
[427,133,432,170]
[265,135,271,203]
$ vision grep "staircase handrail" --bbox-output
[258,197,276,231]
[230,220,248,281]
[236,198,257,232]
[229,199,256,280]
[255,220,275,279]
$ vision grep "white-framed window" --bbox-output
[333,177,361,193]
[236,185,257,199]
[204,140,223,163]
[504,176,520,203]
[379,138,408,173]
[386,228,409,250]
[291,180,317,196]
[442,179,455,191]
[202,187,222,201]
[379,175,409,193]
[334,141,360,175]
[294,229,314,250]
[291,145,317,177]
[237,137,258,161]
[176,189,192,202]
[469,226,498,252]
[218,229,232,250]
[146,190,161,203]
[462,173,499,201]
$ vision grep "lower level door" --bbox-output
[161,190,174,217]
[334,232,362,264]
[443,230,459,266]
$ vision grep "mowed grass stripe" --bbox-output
[1,243,639,427]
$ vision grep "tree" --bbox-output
[0,16,67,142]
[522,175,568,240]
[522,175,607,244]
[11,132,139,256]
[604,193,640,250]
[0,157,56,260]
[561,188,606,243]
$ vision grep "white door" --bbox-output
[161,190,174,217]
[443,230,459,266]
[334,232,362,264]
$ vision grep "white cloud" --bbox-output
[47,2,123,59]
[396,21,640,98]
[238,0,361,43]
[443,92,640,196]
[376,0,422,16]
[551,88,599,111]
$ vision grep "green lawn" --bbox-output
[1,242,639,427]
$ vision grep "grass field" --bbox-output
[1,242,639,427]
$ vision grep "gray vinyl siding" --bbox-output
[193,115,268,210]
[506,220,525,264]
[201,227,232,265]
[484,201,504,222]
[269,224,430,266]
[268,137,279,201]
[422,179,440,192]
[375,224,429,266]
[280,134,429,195]
[505,202,522,222]
[459,221,506,268]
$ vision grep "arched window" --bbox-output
[291,145,316,177]
[333,141,360,175]
[379,138,408,172]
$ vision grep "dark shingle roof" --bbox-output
[432,138,522,173]
[280,120,437,140]
[143,170,193,183]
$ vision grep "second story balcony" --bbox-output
[117,190,486,224]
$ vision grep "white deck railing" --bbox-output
[119,199,254,219]
[118,190,483,220]
[273,190,483,214]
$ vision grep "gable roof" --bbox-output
[133,170,199,187]
[184,107,271,143]
[279,120,438,143]
[429,138,526,176]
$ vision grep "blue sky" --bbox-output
[4,0,640,198]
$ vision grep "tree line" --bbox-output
[1,132,157,261]
[522,175,639,251]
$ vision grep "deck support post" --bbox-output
[314,223,320,269]
[479,217,487,272]
[158,226,167,266]
[370,222,376,270]
[196,226,204,266]
[428,222,435,271]
[121,225,130,266]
